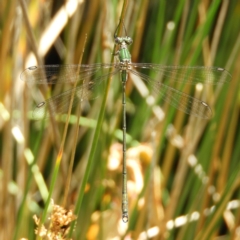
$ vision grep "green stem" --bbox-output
[68,0,129,237]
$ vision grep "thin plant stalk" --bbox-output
[195,171,240,240]
[37,34,88,240]
[62,35,88,208]
[18,0,60,147]
[68,0,129,237]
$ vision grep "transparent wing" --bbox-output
[20,63,115,84]
[129,64,232,84]
[20,64,118,119]
[32,84,90,120]
[129,68,213,119]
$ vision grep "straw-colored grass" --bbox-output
[0,0,239,239]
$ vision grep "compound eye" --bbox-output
[115,37,122,44]
[126,37,133,45]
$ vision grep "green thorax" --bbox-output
[115,36,133,63]
[114,36,133,82]
[118,45,131,63]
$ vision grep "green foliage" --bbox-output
[0,0,239,239]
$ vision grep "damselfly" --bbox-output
[20,21,231,223]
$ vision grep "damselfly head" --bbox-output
[125,37,133,45]
[114,36,132,46]
[114,20,132,46]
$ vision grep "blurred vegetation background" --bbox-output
[0,0,240,239]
